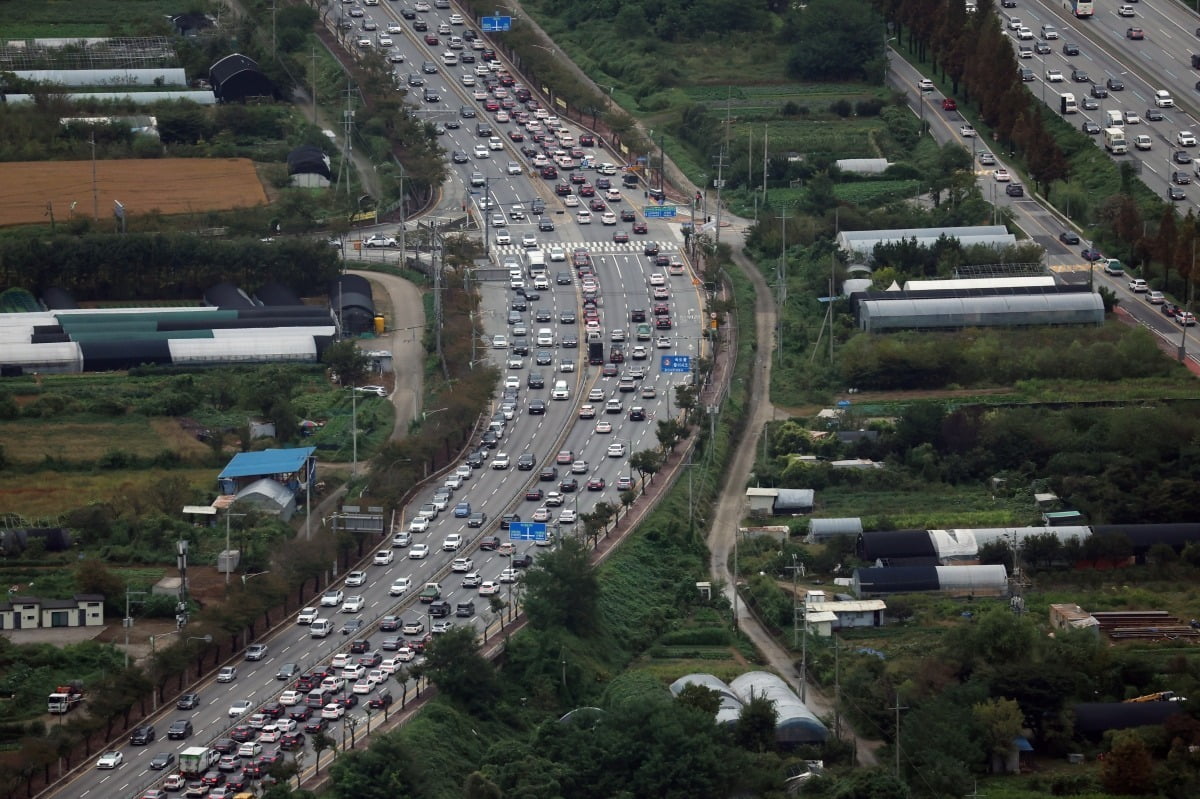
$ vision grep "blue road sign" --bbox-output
[481,15,512,32]
[643,205,678,218]
[509,522,548,541]
[661,354,691,374]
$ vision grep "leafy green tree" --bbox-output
[521,538,599,635]
[733,691,778,753]
[629,449,663,493]
[1102,730,1154,795]
[463,772,503,799]
[676,683,722,717]
[830,769,911,799]
[311,731,334,774]
[422,626,499,713]
[787,0,885,83]
[973,698,1024,769]
[328,733,426,798]
[322,340,370,387]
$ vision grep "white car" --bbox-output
[549,246,566,261]
[491,452,511,469]
[607,442,626,457]
[499,568,519,583]
[1179,131,1197,147]
[992,168,1011,182]
[217,665,237,682]
[96,751,123,769]
[409,543,430,559]
[321,703,346,720]
[408,516,430,533]
[577,209,592,224]
[1016,26,1033,40]
[450,13,464,24]
[1007,17,1022,30]
[506,160,522,175]
[279,689,304,706]
[455,464,472,480]
[478,580,501,595]
[374,549,394,565]
[258,725,281,743]
[601,211,617,225]
[558,509,577,523]
[545,491,564,507]
[1134,134,1152,150]
[352,677,378,694]
[320,589,344,607]
[341,595,366,613]
[522,233,538,248]
[564,194,579,207]
[473,144,489,158]
[297,607,319,625]
[443,533,464,551]
[494,230,512,245]
[532,506,551,522]
[228,699,253,717]
[648,272,666,286]
[488,136,503,150]
[331,652,352,669]
[595,421,613,434]
[390,577,412,595]
[492,334,508,349]
[452,557,474,572]
[387,22,402,33]
[1118,4,1135,16]
[918,78,934,92]
[345,570,366,587]
[1124,111,1140,125]
[363,233,397,248]
[1044,69,1062,83]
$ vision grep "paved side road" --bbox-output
[349,270,425,436]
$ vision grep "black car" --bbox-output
[559,477,579,492]
[525,487,544,501]
[369,691,394,710]
[529,399,547,415]
[1090,84,1107,99]
[517,453,536,470]
[1081,121,1101,135]
[535,308,552,322]
[460,105,476,118]
[511,337,529,355]
[212,738,237,755]
[562,333,579,348]
[538,218,555,232]
[1070,68,1089,83]
[481,429,499,448]
[349,638,371,653]
[341,618,364,635]
[1006,183,1024,197]
[1176,151,1194,165]
[150,752,175,771]
[466,449,485,468]
[539,466,558,481]
[1169,185,1187,201]
[535,350,553,366]
[1146,108,1165,122]
[1058,231,1080,246]
[451,150,469,163]
[531,198,545,214]
[177,693,200,710]
[500,513,521,529]
[513,553,535,568]
[1107,76,1125,91]
[130,725,156,745]
[401,7,416,18]
[280,732,305,751]
[527,372,545,388]
[304,717,328,734]
[1062,43,1080,56]
[469,512,488,528]
[1034,41,1050,55]
[167,720,193,740]
[1173,170,1192,185]
[629,407,646,421]
[560,311,576,324]
[289,706,313,722]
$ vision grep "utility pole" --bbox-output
[891,694,908,779]
[714,92,731,247]
[338,79,355,197]
[91,133,99,221]
[310,46,317,124]
[777,208,787,365]
[483,177,490,250]
[397,163,406,265]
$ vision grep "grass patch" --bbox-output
[0,468,217,519]
[0,0,183,38]
[817,485,1037,528]
[0,416,210,466]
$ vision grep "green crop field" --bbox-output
[0,0,182,38]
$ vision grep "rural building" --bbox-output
[209,53,276,103]
[1049,603,1100,635]
[0,594,104,631]
[807,518,863,543]
[745,487,778,514]
[330,274,377,334]
[287,145,332,188]
[729,672,828,745]
[836,225,1017,260]
[218,447,316,501]
[805,591,886,634]
[774,489,814,514]
[851,565,1008,597]
[835,158,890,174]
[851,285,1104,333]
[668,674,744,726]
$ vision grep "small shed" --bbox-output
[330,274,375,334]
[287,145,332,188]
[209,53,276,103]
[1049,603,1099,635]
[745,487,777,514]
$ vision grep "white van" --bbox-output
[1155,90,1174,108]
[551,380,569,400]
[309,619,332,638]
[1105,110,1123,128]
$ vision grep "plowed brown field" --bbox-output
[0,158,267,226]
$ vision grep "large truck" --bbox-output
[587,333,605,366]
[47,682,84,714]
[179,746,219,777]
[1104,127,1128,154]
[1059,93,1078,115]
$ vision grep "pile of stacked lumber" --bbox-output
[1093,611,1200,640]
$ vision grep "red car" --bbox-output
[587,477,606,491]
[570,172,586,184]
[613,230,629,243]
[541,166,558,179]
[579,184,595,197]
[484,99,499,112]
[424,34,439,45]
[632,221,648,234]
[653,303,670,316]
[579,134,595,146]
[655,317,673,329]
[589,198,606,212]
[1126,26,1144,40]
[942,98,957,111]
[508,130,524,142]
[280,733,304,751]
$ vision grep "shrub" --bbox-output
[829,99,853,117]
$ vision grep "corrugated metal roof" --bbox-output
[219,447,315,479]
[809,518,863,536]
[773,489,813,510]
[858,291,1104,332]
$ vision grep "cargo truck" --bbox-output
[587,333,604,365]
[1059,93,1078,114]
[1104,127,1127,154]
[47,682,84,714]
[179,746,219,777]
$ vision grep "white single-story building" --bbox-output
[0,594,105,631]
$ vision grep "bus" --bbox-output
[1065,0,1093,17]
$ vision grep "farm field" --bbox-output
[0,0,182,39]
[0,416,211,466]
[0,467,216,519]
[0,158,267,226]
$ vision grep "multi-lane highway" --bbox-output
[61,4,704,799]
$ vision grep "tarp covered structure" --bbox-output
[1073,702,1189,737]
[669,674,743,726]
[729,671,828,744]
[209,53,276,102]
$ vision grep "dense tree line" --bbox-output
[0,232,340,301]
